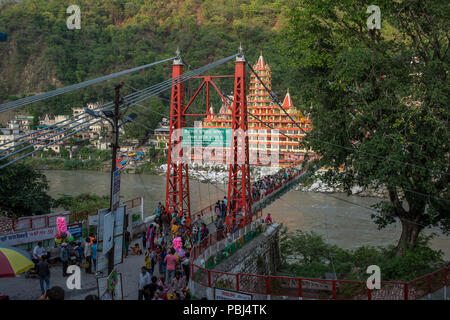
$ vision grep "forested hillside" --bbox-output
[0,0,301,136]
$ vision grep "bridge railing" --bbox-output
[0,196,143,235]
[191,209,263,261]
[190,263,449,300]
[191,167,307,226]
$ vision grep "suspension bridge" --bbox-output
[0,46,314,232]
[2,46,447,300]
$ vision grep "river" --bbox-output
[44,170,449,259]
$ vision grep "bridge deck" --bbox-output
[191,168,310,228]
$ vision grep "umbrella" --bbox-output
[0,244,34,278]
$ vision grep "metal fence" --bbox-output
[0,196,143,235]
[190,168,307,228]
[190,263,449,300]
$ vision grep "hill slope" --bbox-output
[0,0,299,122]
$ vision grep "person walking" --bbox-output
[144,249,153,275]
[84,238,92,274]
[164,248,178,283]
[142,231,147,249]
[181,252,190,284]
[74,242,84,265]
[265,213,273,224]
[36,256,50,294]
[161,212,170,236]
[214,201,221,221]
[60,243,69,277]
[91,240,98,274]
[138,266,151,300]
[124,230,131,258]
[156,203,162,217]
[143,276,158,300]
[221,200,227,219]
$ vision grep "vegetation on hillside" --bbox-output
[280,227,445,281]
[0,0,300,140]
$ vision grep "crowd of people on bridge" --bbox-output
[252,167,299,201]
[131,202,193,300]
[20,168,291,300]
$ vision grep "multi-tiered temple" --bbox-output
[202,54,312,167]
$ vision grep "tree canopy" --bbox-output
[0,163,53,218]
[281,0,449,254]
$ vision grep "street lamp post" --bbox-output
[107,81,123,275]
[85,81,138,275]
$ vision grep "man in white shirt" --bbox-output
[138,267,151,300]
[33,242,47,263]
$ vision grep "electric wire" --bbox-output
[246,61,449,177]
[0,54,238,153]
[0,54,239,169]
[0,56,177,112]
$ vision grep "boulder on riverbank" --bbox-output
[294,175,387,198]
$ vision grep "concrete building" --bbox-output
[150,117,170,151]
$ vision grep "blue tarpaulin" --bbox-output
[0,33,7,42]
[136,152,144,156]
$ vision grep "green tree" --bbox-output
[280,227,444,281]
[0,163,53,218]
[54,193,110,212]
[281,0,449,255]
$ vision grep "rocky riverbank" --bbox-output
[294,174,388,198]
[156,163,281,184]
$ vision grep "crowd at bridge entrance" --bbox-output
[130,167,301,300]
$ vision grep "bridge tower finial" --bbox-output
[173,47,183,65]
[237,43,245,62]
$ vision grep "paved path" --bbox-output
[0,239,163,300]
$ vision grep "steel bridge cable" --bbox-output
[0,79,177,153]
[0,57,177,113]
[246,63,449,203]
[246,61,448,177]
[0,117,101,169]
[0,55,238,161]
[219,86,307,147]
[0,101,137,169]
[169,69,449,205]
[0,54,240,168]
[273,173,448,233]
[323,192,448,232]
[124,55,239,109]
[0,54,228,151]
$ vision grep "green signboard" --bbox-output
[182,128,231,147]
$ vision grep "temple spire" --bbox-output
[282,90,294,109]
[256,53,265,69]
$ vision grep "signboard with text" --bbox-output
[97,271,123,300]
[103,212,114,254]
[182,128,232,147]
[96,205,125,272]
[67,223,83,239]
[214,288,252,300]
[0,227,57,246]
